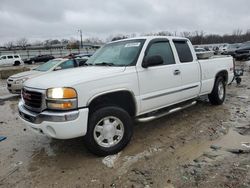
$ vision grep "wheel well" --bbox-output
[88,91,136,117]
[216,70,228,83]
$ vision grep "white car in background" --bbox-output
[7,58,81,94]
[0,54,23,66]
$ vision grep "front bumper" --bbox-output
[18,101,89,139]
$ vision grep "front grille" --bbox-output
[22,88,42,109]
[7,84,11,87]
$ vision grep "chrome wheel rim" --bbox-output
[93,116,124,148]
[218,82,224,100]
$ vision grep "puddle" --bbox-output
[215,128,250,151]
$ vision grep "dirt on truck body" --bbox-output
[0,61,250,188]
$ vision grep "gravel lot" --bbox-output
[0,61,249,188]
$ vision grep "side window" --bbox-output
[7,55,13,59]
[145,41,175,65]
[59,60,76,69]
[173,40,193,63]
[14,55,19,58]
[1,56,6,60]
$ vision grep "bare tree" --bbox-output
[4,41,14,50]
[16,38,28,49]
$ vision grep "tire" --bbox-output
[208,77,226,105]
[13,61,20,66]
[84,106,133,156]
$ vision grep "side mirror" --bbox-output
[142,55,163,68]
[54,66,62,71]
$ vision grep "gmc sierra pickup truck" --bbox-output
[18,36,234,156]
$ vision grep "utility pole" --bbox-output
[78,29,83,49]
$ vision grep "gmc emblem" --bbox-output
[23,92,32,100]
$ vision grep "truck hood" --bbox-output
[9,70,42,79]
[24,66,126,89]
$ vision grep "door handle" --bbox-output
[174,69,181,75]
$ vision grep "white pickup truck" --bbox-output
[18,36,234,156]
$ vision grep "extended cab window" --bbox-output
[173,40,193,63]
[7,56,13,59]
[145,41,175,65]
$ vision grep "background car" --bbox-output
[0,54,23,66]
[222,43,241,57]
[195,48,214,59]
[75,53,93,58]
[24,55,54,64]
[7,58,81,94]
[235,41,250,60]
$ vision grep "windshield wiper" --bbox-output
[95,62,115,66]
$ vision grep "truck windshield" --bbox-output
[35,59,61,72]
[86,39,145,66]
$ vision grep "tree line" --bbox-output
[3,29,250,50]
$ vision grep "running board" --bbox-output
[136,101,197,123]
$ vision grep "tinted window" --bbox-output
[145,41,175,65]
[14,55,19,58]
[174,41,193,63]
[7,56,13,59]
[59,60,76,69]
[35,59,61,72]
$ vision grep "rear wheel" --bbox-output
[208,77,226,105]
[84,106,133,156]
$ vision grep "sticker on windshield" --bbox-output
[124,42,141,48]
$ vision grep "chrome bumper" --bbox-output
[18,101,79,124]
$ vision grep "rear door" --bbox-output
[137,39,183,114]
[172,40,201,100]
[7,55,14,65]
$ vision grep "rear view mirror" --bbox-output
[142,55,163,68]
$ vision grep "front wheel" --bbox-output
[84,106,133,156]
[208,77,226,105]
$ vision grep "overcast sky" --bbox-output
[0,0,250,45]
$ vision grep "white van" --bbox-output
[0,54,23,66]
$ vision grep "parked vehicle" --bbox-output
[18,36,234,156]
[0,54,23,66]
[195,48,214,59]
[219,44,229,54]
[222,43,241,57]
[7,58,80,94]
[235,41,250,60]
[63,53,79,58]
[75,53,93,58]
[24,55,55,64]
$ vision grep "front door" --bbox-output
[137,39,183,114]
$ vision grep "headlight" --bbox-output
[46,88,77,110]
[47,88,77,99]
[15,78,29,84]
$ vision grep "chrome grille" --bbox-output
[22,88,42,109]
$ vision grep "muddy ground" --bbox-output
[0,61,250,188]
